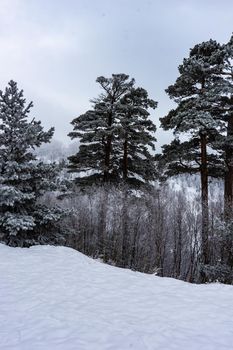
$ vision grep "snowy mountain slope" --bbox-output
[0,244,232,350]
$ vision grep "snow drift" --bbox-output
[0,244,232,350]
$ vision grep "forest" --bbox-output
[0,35,233,284]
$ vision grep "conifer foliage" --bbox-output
[0,81,63,247]
[68,74,157,186]
[160,40,226,270]
[160,36,233,281]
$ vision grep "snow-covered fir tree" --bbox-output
[68,74,157,186]
[0,81,64,246]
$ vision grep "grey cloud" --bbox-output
[0,0,232,148]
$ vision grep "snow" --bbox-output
[0,244,232,350]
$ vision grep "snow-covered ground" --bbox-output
[0,244,232,350]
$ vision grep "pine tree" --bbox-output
[160,40,226,272]
[221,35,233,277]
[68,74,134,184]
[207,34,233,281]
[0,80,63,247]
[117,87,157,185]
[211,34,233,215]
[68,74,157,186]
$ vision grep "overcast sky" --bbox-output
[0,0,232,148]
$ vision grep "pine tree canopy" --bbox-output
[159,39,230,178]
[158,138,225,179]
[162,40,227,134]
[68,74,157,187]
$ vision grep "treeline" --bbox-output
[0,35,233,284]
[42,180,227,283]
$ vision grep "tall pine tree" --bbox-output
[68,74,157,186]
[0,81,63,247]
[212,34,233,214]
[160,40,226,272]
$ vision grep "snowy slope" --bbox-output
[0,244,232,350]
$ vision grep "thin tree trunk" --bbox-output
[121,188,129,267]
[98,188,108,261]
[173,213,182,278]
[103,106,113,182]
[224,114,233,218]
[200,132,209,267]
[123,134,128,180]
[104,135,112,182]
[222,114,233,277]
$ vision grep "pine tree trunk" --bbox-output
[173,213,182,278]
[222,114,233,278]
[224,114,233,218]
[123,134,128,180]
[104,135,112,182]
[121,188,129,267]
[200,132,209,267]
[98,188,108,261]
[103,108,113,182]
